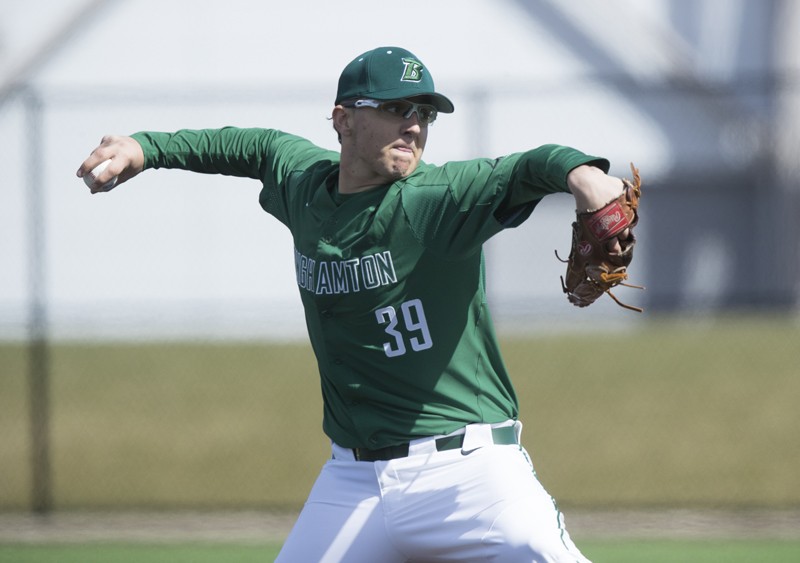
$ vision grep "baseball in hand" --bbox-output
[84,159,118,192]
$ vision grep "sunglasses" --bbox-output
[343,98,438,125]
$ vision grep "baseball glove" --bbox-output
[557,163,644,312]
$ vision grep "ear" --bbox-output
[332,105,353,139]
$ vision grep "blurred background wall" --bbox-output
[1,0,798,515]
[1,0,797,340]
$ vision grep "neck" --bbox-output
[337,172,388,195]
[337,156,396,195]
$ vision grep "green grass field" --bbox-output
[1,314,799,559]
[2,539,800,562]
[4,314,798,510]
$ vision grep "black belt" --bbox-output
[352,425,518,462]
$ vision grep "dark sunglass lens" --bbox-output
[418,106,436,124]
[381,101,407,115]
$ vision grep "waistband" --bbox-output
[333,421,521,462]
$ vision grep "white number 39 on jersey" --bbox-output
[375,299,433,357]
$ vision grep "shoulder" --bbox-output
[246,128,339,163]
[400,156,521,203]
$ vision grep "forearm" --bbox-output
[76,127,271,192]
[132,127,271,179]
[502,144,610,210]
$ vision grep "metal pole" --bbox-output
[25,87,52,514]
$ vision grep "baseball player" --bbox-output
[78,46,636,562]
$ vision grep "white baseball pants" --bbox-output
[276,421,590,562]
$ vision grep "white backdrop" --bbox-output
[3,0,770,340]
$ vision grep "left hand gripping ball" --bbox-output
[84,159,118,192]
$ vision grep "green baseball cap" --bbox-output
[335,46,454,113]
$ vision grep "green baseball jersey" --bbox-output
[132,128,609,449]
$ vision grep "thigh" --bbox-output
[276,459,406,563]
[480,447,591,562]
[384,445,589,562]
